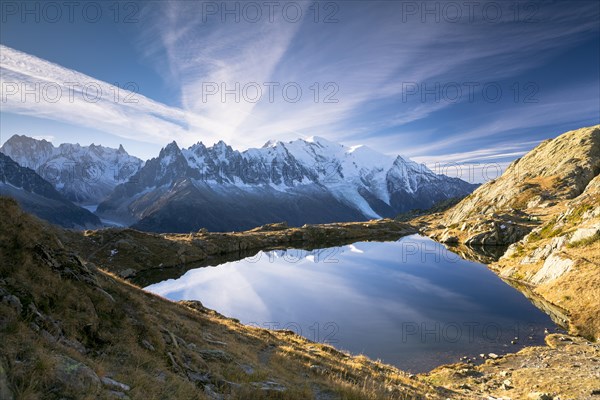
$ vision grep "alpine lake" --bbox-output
[144,235,561,373]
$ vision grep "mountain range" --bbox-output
[0,135,143,205]
[1,135,477,232]
[0,152,101,229]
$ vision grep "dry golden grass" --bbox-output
[0,197,442,399]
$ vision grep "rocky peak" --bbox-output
[444,125,600,225]
[262,139,278,148]
[1,134,143,204]
[0,135,55,168]
[160,141,181,156]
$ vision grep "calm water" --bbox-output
[145,235,558,372]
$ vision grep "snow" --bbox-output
[5,134,471,224]
[0,135,143,204]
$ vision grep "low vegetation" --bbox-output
[0,197,445,399]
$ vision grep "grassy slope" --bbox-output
[0,197,445,400]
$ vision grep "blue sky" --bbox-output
[1,0,599,181]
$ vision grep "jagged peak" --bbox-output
[158,141,182,160]
[164,141,180,151]
[210,140,233,154]
[3,134,53,147]
[262,139,279,148]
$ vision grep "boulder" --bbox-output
[531,253,574,285]
[569,223,600,244]
[53,355,101,393]
[101,377,131,392]
[440,231,459,244]
[521,236,567,264]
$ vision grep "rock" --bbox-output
[53,355,101,393]
[521,236,566,264]
[186,371,211,385]
[251,380,287,392]
[488,353,500,359]
[441,234,459,244]
[197,349,233,363]
[531,253,574,284]
[203,384,224,399]
[569,223,600,243]
[141,339,155,352]
[118,268,137,279]
[528,392,553,400]
[237,364,255,375]
[60,337,88,354]
[1,294,22,314]
[101,377,131,391]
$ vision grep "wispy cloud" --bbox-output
[0,45,191,145]
[1,0,598,161]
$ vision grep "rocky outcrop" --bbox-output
[520,236,567,264]
[530,253,574,285]
[569,222,600,244]
[444,125,600,225]
[419,125,600,341]
[52,355,101,394]
[72,219,417,284]
[464,219,530,246]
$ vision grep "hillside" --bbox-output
[2,193,600,399]
[420,125,600,340]
[0,197,445,399]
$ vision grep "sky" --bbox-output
[1,0,599,182]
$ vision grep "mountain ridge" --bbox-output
[0,152,101,228]
[0,135,144,205]
[98,136,477,232]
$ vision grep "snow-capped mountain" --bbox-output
[97,136,477,232]
[0,135,143,205]
[0,152,101,228]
